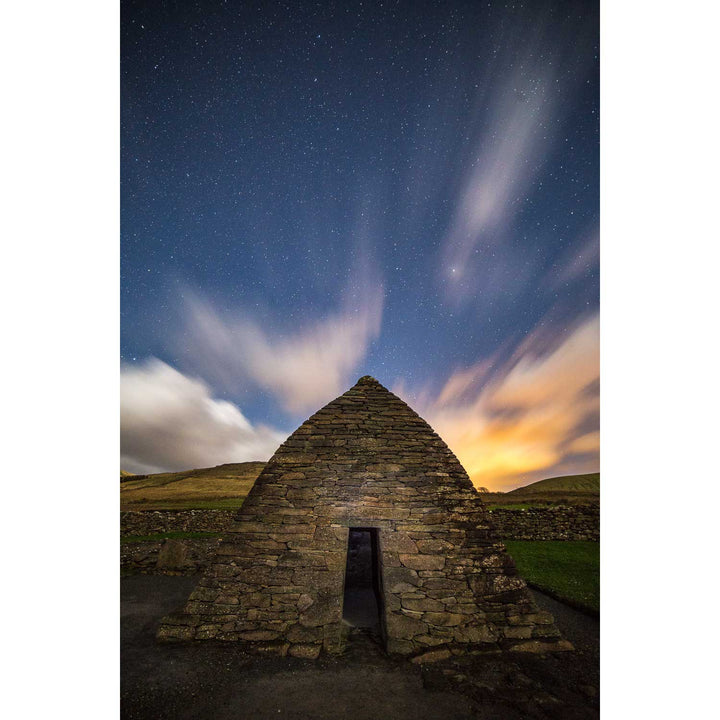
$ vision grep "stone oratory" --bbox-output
[158,376,571,659]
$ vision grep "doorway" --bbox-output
[341,528,384,637]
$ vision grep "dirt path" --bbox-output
[121,575,598,719]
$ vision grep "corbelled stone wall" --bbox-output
[157,377,570,659]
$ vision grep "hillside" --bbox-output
[120,462,265,511]
[481,472,600,507]
[508,472,600,495]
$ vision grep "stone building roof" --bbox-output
[158,376,570,659]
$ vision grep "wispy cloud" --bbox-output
[120,359,285,474]
[396,313,599,491]
[547,226,600,289]
[175,261,384,415]
[441,66,560,300]
[438,15,594,306]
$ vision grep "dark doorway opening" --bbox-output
[342,528,384,638]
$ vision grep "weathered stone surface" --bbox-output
[156,540,188,570]
[386,612,428,639]
[287,624,323,643]
[399,554,445,571]
[502,626,533,639]
[297,593,314,612]
[156,375,568,658]
[424,612,464,627]
[401,597,445,613]
[239,630,279,641]
[386,638,414,655]
[410,648,452,664]
[288,643,321,659]
[509,639,574,653]
[415,539,455,554]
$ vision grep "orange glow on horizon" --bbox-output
[399,314,599,492]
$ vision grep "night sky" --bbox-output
[121,0,599,491]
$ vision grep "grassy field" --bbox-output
[120,462,264,511]
[504,540,599,614]
[508,472,599,495]
[482,473,600,507]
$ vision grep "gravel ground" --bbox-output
[121,575,598,719]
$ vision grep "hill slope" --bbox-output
[508,472,600,495]
[120,462,265,510]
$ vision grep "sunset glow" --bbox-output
[404,315,599,492]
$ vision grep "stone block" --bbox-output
[383,533,419,554]
[299,598,341,627]
[401,597,445,613]
[502,626,533,639]
[255,642,290,656]
[386,612,428,639]
[288,644,321,659]
[399,554,445,571]
[385,566,420,590]
[410,648,451,664]
[509,639,574,653]
[156,540,188,570]
[157,624,194,641]
[414,634,451,647]
[287,624,323,643]
[423,612,464,627]
[297,593,314,612]
[415,539,455,554]
[386,638,415,655]
[454,625,498,643]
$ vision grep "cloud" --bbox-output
[176,265,384,415]
[396,313,599,491]
[441,61,561,300]
[548,227,600,288]
[438,14,595,307]
[120,359,285,474]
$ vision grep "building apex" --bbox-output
[355,375,380,385]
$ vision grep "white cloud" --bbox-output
[120,358,285,474]
[177,275,384,415]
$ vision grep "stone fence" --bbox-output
[121,538,222,575]
[121,509,236,536]
[487,506,599,541]
[121,506,599,574]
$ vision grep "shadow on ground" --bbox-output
[121,575,598,719]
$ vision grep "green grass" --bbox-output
[508,472,599,495]
[504,540,599,614]
[121,531,223,544]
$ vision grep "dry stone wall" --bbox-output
[122,538,223,574]
[121,506,599,546]
[157,376,570,659]
[121,510,234,536]
[488,506,599,541]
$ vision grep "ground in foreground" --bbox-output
[121,575,598,719]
